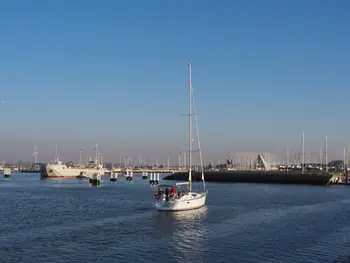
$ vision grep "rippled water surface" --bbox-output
[1,173,350,263]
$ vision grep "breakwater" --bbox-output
[20,169,41,173]
[163,171,333,185]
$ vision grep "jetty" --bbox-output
[162,152,347,186]
[163,171,333,185]
[119,169,175,174]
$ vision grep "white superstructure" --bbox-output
[41,160,104,179]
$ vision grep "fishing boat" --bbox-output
[153,62,207,211]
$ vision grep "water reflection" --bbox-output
[169,206,208,220]
[172,207,208,261]
[152,207,208,261]
[154,206,208,221]
[89,184,102,188]
[122,179,135,185]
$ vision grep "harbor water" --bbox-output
[1,173,350,263]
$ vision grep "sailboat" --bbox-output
[153,62,207,211]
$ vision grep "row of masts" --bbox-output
[28,147,340,169]
[29,144,188,168]
[56,143,104,165]
[226,134,345,172]
[301,132,328,174]
[30,143,105,165]
[28,133,347,171]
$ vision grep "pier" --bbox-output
[163,171,333,186]
[117,169,175,174]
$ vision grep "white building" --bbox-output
[228,152,281,171]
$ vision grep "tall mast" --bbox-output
[188,62,192,191]
[190,62,206,190]
[325,136,328,172]
[183,152,186,168]
[78,149,82,165]
[95,144,98,163]
[55,144,59,163]
[347,145,350,171]
[302,132,305,175]
[33,145,38,164]
[347,145,350,184]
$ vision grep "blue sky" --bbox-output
[0,0,350,164]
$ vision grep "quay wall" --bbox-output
[163,171,333,186]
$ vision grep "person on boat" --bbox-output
[165,187,169,201]
[171,186,177,198]
[154,190,160,200]
[156,188,163,199]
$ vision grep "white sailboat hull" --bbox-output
[155,191,207,211]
